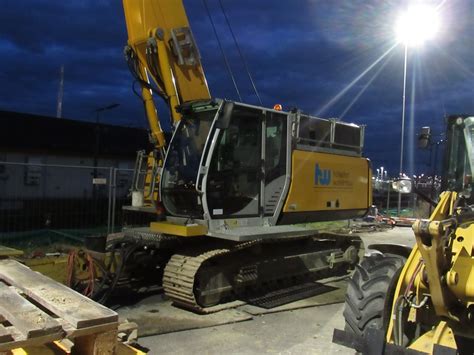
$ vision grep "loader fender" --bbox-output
[367,243,412,259]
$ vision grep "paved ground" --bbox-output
[358,226,416,248]
[139,227,416,355]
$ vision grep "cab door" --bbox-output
[205,105,263,218]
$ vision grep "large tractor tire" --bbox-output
[343,252,406,338]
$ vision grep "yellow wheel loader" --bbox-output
[334,115,474,354]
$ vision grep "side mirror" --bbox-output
[215,101,234,129]
[392,178,413,194]
[418,126,431,149]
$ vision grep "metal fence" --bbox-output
[372,179,441,218]
[0,160,442,249]
[0,161,147,248]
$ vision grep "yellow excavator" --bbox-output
[108,0,373,312]
[334,115,474,353]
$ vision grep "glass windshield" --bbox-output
[161,108,216,217]
[445,117,474,195]
[463,117,474,177]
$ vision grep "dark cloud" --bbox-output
[0,0,472,174]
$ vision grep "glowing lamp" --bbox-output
[395,4,440,47]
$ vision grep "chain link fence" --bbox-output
[0,161,146,250]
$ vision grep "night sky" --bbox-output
[0,0,472,175]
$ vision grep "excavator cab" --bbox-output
[158,99,371,239]
[443,116,474,199]
[161,99,289,221]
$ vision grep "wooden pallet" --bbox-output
[0,246,23,259]
[0,259,119,354]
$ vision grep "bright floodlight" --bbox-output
[396,4,440,46]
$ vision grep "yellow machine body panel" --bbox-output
[409,322,457,353]
[448,222,474,301]
[282,150,371,220]
[150,221,207,237]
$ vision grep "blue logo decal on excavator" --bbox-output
[315,164,331,186]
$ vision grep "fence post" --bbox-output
[111,168,117,234]
[412,181,417,218]
[386,181,391,216]
[107,167,113,235]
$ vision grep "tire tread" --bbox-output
[343,253,405,337]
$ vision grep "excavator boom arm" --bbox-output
[123,0,211,148]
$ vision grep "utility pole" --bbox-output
[56,65,64,118]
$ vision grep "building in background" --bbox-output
[0,110,153,236]
[0,110,151,199]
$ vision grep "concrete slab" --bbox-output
[117,295,252,337]
[116,280,345,337]
[139,302,353,355]
[359,226,416,248]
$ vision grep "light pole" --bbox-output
[397,44,408,216]
[394,4,440,215]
